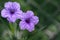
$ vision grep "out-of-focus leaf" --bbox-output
[28,31,48,40]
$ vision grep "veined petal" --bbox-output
[19,21,26,30]
[31,16,39,25]
[26,23,34,32]
[7,15,17,22]
[4,2,20,10]
[13,2,20,9]
[4,2,12,9]
[15,10,23,19]
[1,9,10,18]
[24,10,34,19]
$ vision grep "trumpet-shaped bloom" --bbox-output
[1,2,23,22]
[19,11,39,32]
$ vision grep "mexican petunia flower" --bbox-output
[19,11,39,32]
[1,2,23,22]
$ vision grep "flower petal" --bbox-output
[4,2,20,10]
[7,15,17,22]
[31,16,39,25]
[1,9,10,18]
[26,23,34,32]
[4,2,12,9]
[19,21,26,30]
[19,20,35,32]
[13,2,20,9]
[24,10,34,19]
[15,10,23,19]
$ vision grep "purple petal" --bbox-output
[4,2,20,10]
[19,21,35,32]
[26,23,34,32]
[12,2,20,10]
[15,10,23,19]
[1,9,10,18]
[19,21,26,30]
[31,16,39,25]
[7,15,17,22]
[24,10,34,19]
[4,2,12,9]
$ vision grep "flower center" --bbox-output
[10,9,15,14]
[25,18,30,23]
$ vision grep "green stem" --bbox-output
[9,22,17,39]
[13,22,17,36]
[9,22,14,34]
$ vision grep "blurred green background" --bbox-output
[0,0,60,40]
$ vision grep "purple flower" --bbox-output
[1,2,23,22]
[19,11,39,32]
